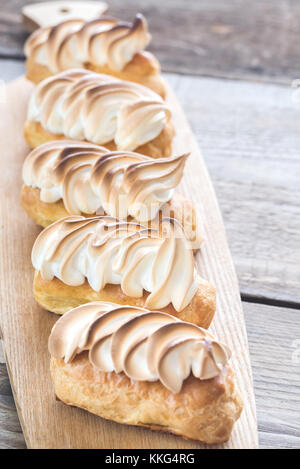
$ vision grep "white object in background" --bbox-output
[22,1,108,31]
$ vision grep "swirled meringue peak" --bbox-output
[48,301,231,393]
[27,69,171,149]
[25,14,152,73]
[32,216,198,312]
[22,140,188,221]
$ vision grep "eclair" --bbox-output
[21,140,201,248]
[24,69,173,158]
[48,301,243,444]
[24,14,166,98]
[32,216,216,327]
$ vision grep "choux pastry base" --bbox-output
[50,354,243,445]
[24,121,174,159]
[33,271,216,328]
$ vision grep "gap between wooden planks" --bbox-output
[0,76,258,449]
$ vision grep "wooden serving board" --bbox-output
[0,76,258,449]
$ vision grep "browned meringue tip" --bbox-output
[32,213,199,313]
[23,141,192,236]
[48,301,231,393]
[28,68,169,151]
[25,12,153,78]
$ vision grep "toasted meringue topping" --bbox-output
[27,69,170,150]
[22,140,188,222]
[25,14,152,73]
[48,301,231,393]
[32,216,198,312]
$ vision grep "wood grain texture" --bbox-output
[2,299,300,449]
[167,73,300,305]
[0,342,26,449]
[244,303,300,449]
[0,76,257,449]
[1,0,300,84]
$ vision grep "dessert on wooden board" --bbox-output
[49,301,243,444]
[24,14,166,97]
[24,69,173,158]
[31,216,216,327]
[3,6,250,447]
[21,140,201,248]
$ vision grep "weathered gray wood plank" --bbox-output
[1,302,299,449]
[1,0,300,84]
[167,73,300,304]
[244,302,300,449]
[0,341,26,449]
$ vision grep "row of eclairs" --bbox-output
[19,13,243,444]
